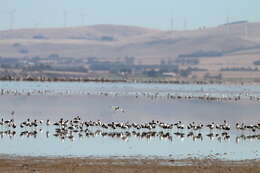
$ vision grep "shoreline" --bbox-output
[0,155,259,173]
[0,78,258,86]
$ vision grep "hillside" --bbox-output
[0,22,260,66]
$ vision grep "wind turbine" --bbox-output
[225,9,230,34]
[64,10,68,27]
[183,18,187,30]
[170,17,174,32]
[9,10,16,30]
[244,22,248,39]
[32,18,40,28]
[80,13,87,26]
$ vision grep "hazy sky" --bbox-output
[0,0,259,31]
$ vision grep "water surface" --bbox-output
[0,82,259,160]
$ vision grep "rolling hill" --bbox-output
[0,22,260,67]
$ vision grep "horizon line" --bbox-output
[0,20,258,32]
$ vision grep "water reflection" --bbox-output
[1,129,260,143]
[1,117,259,144]
[0,81,260,160]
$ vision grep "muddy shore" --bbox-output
[0,156,259,173]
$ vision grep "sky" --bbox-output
[0,0,260,31]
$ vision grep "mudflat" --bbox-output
[0,156,259,173]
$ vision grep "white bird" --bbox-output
[112,106,125,113]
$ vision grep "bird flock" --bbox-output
[1,87,260,103]
[0,117,259,143]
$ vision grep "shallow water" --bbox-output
[1,81,260,98]
[0,81,259,160]
[0,119,259,161]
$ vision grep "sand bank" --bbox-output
[0,156,259,173]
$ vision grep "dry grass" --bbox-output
[0,22,260,59]
[1,22,260,80]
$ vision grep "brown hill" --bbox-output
[0,22,260,65]
[0,24,159,40]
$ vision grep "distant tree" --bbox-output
[125,56,135,65]
[179,68,192,77]
[160,59,166,65]
[254,60,260,66]
[178,50,223,58]
[216,73,222,80]
[33,34,48,40]
[100,36,114,41]
[143,69,161,77]
[48,54,60,59]
[12,43,21,47]
[19,49,29,54]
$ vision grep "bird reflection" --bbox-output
[0,116,259,143]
